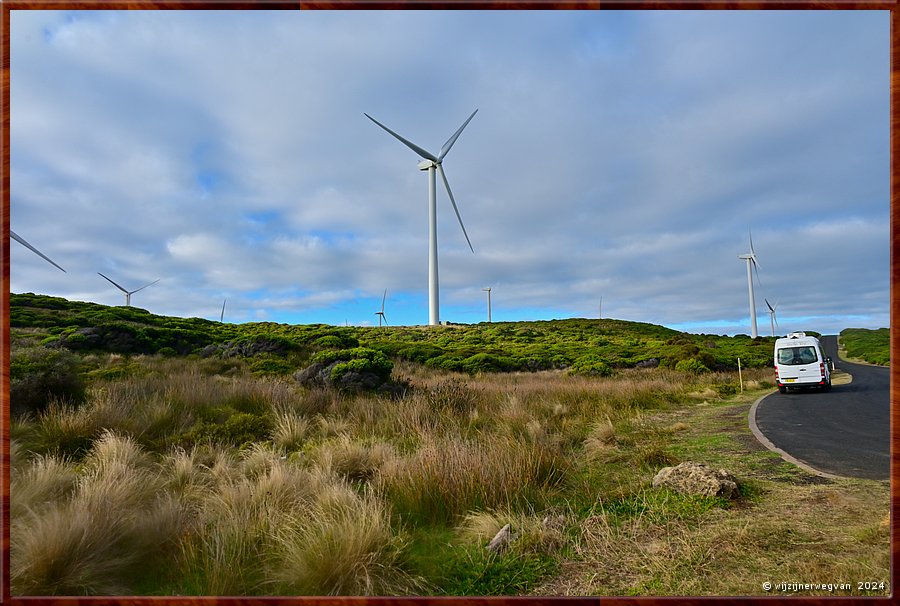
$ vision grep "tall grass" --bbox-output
[11,431,186,595]
[377,433,569,525]
[11,355,792,596]
[272,486,426,595]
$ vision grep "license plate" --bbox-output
[784,378,796,383]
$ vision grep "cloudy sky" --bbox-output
[9,10,889,335]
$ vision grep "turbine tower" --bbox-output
[98,272,159,307]
[11,231,66,272]
[482,287,492,323]
[737,230,762,338]
[765,298,779,338]
[375,289,388,327]
[366,109,477,326]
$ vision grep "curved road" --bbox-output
[751,335,890,480]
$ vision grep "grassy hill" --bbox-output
[11,292,777,375]
[839,328,890,366]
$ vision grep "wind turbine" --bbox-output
[366,109,477,326]
[375,289,388,327]
[765,298,779,338]
[11,230,66,272]
[482,287,492,323]
[98,272,159,307]
[737,230,762,338]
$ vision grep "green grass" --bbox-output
[840,328,889,366]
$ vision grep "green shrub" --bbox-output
[10,347,86,418]
[314,334,359,350]
[568,354,613,377]
[674,358,709,374]
[461,353,515,374]
[313,348,394,383]
[248,356,295,376]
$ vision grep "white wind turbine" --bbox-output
[482,287,492,323]
[737,230,762,338]
[375,289,388,327]
[765,298,779,338]
[11,231,66,272]
[98,272,159,307]
[366,109,477,326]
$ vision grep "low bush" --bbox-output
[568,354,614,377]
[10,347,86,418]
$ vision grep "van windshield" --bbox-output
[777,346,818,366]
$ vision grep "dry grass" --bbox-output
[11,431,186,595]
[377,433,568,525]
[272,486,426,595]
[552,481,890,596]
[11,358,885,597]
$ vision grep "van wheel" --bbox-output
[778,386,786,394]
[822,381,832,392]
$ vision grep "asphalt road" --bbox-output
[751,335,890,480]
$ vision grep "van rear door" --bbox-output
[776,344,821,385]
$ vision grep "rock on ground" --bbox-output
[652,462,739,499]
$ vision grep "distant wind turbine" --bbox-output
[375,289,388,327]
[482,287,492,323]
[366,109,477,326]
[10,230,66,272]
[220,299,227,323]
[98,272,159,306]
[737,230,762,338]
[765,298,779,338]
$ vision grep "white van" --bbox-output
[774,332,832,393]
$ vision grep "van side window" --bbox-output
[778,346,817,365]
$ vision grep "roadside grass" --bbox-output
[532,383,890,597]
[9,356,889,597]
[839,328,889,366]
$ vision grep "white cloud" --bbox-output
[9,10,889,333]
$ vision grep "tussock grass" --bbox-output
[272,487,426,595]
[10,354,885,596]
[378,433,568,525]
[10,452,77,519]
[11,431,185,595]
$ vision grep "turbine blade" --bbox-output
[11,231,66,272]
[765,298,774,312]
[130,279,160,295]
[381,289,387,311]
[365,113,439,162]
[221,299,227,322]
[437,164,475,254]
[98,272,128,293]
[438,109,478,162]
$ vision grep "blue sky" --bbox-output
[8,10,890,335]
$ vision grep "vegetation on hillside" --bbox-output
[12,292,778,377]
[839,328,890,366]
[8,294,888,596]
